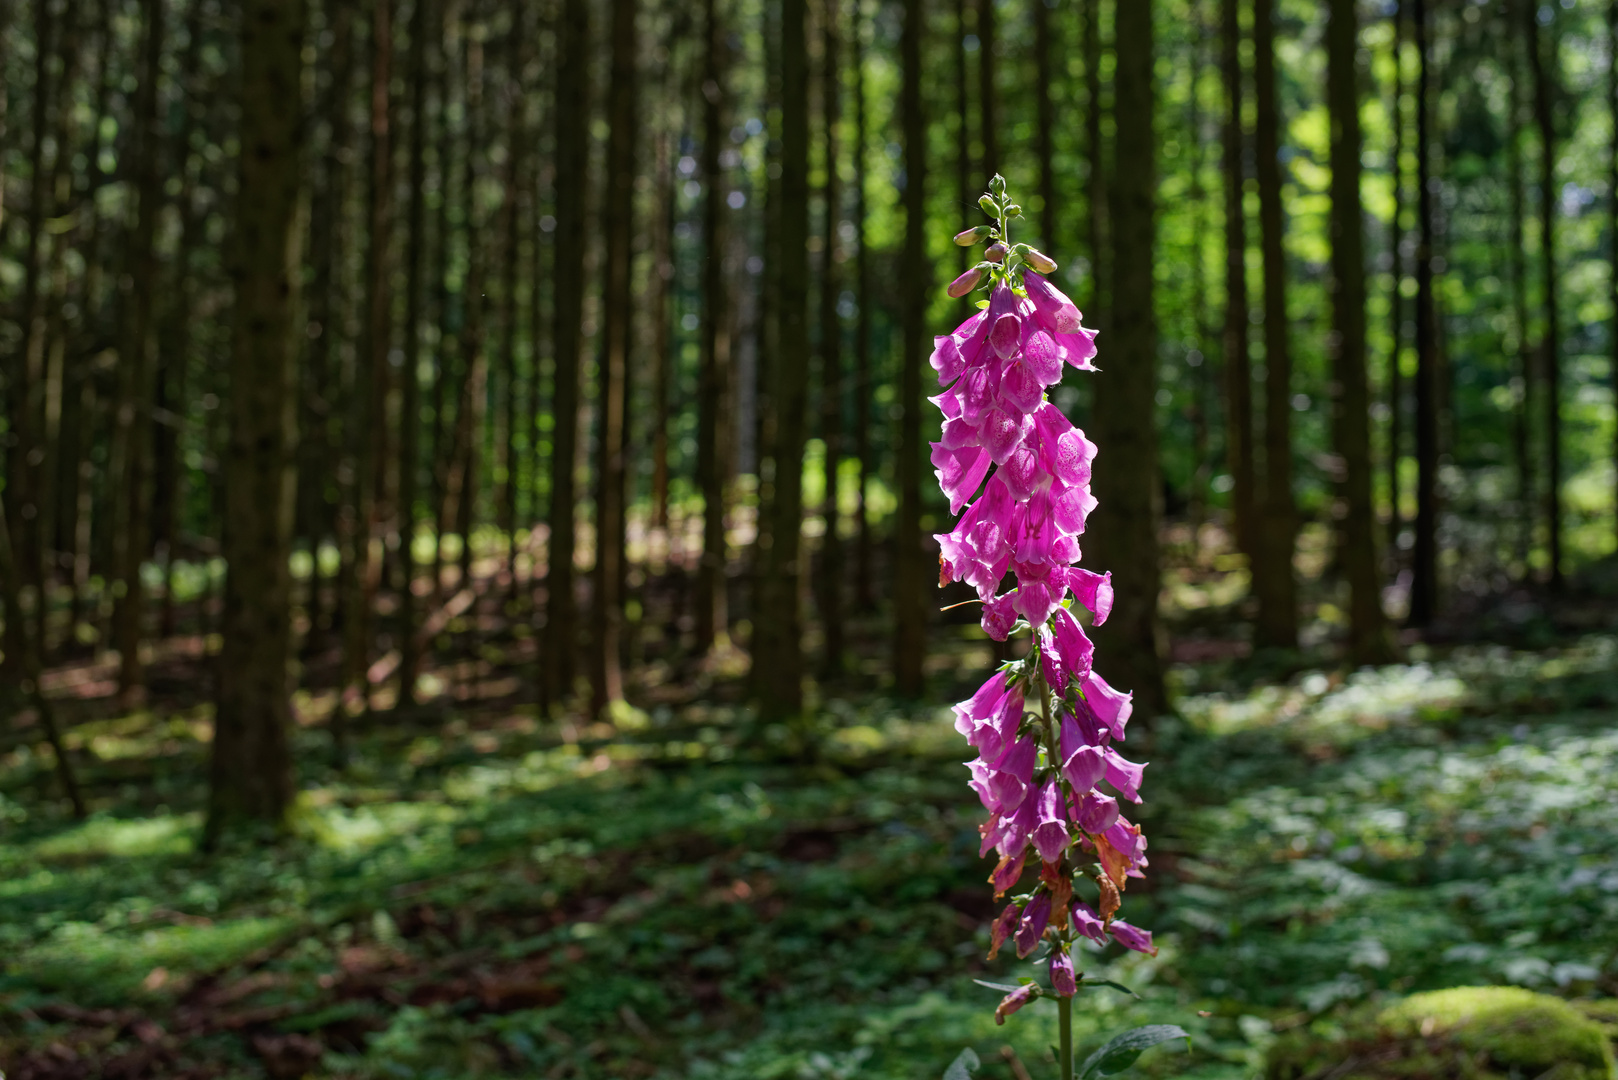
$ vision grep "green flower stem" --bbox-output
[1059,993,1074,1080]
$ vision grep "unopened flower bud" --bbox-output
[1004,204,1023,219]
[954,225,992,246]
[994,982,1040,1026]
[988,173,1007,197]
[985,242,1008,263]
[947,266,984,298]
[979,195,999,217]
[1049,949,1078,997]
[1026,248,1058,274]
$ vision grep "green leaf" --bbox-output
[1077,1025,1191,1079]
[976,299,991,309]
[1080,978,1141,1000]
[943,1047,981,1080]
[973,978,1023,993]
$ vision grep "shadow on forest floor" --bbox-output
[4,617,1618,1077]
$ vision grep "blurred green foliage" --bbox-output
[2,638,1617,1077]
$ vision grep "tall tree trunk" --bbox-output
[6,0,56,681]
[1387,1,1406,565]
[852,0,873,612]
[650,59,675,533]
[1611,0,1618,555]
[1250,0,1298,649]
[397,0,430,707]
[591,0,636,716]
[496,0,525,589]
[543,0,589,706]
[976,0,998,183]
[110,0,167,701]
[1220,0,1254,558]
[339,0,394,732]
[207,0,304,842]
[432,0,460,598]
[1528,3,1562,589]
[756,0,811,718]
[893,0,927,698]
[453,11,486,592]
[1082,0,1106,316]
[695,0,731,655]
[1188,0,1210,535]
[1505,3,1531,573]
[817,0,844,677]
[302,0,355,653]
[155,0,205,641]
[1089,0,1165,724]
[1327,0,1393,665]
[1408,0,1438,625]
[956,0,971,271]
[1034,0,1055,251]
[0,490,84,818]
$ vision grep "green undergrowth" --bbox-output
[1,637,1616,1078]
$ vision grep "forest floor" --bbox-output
[3,536,1618,1079]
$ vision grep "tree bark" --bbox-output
[542,0,589,706]
[1387,1,1406,565]
[1220,0,1255,558]
[496,0,525,590]
[397,0,431,706]
[1089,0,1166,724]
[1250,0,1298,649]
[817,0,844,678]
[695,0,731,655]
[1529,3,1562,589]
[1408,0,1439,625]
[755,0,811,717]
[851,0,874,613]
[452,13,486,592]
[976,0,998,184]
[111,0,167,700]
[892,0,927,698]
[591,0,636,716]
[207,0,304,841]
[650,56,675,533]
[1034,0,1056,251]
[1082,0,1106,317]
[1327,0,1394,665]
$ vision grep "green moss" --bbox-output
[1267,987,1617,1080]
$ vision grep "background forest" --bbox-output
[3,0,1618,1077]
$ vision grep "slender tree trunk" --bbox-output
[339,0,394,731]
[817,0,845,677]
[1327,0,1393,665]
[1611,0,1618,554]
[1220,0,1254,558]
[303,0,355,653]
[397,0,430,706]
[650,69,675,533]
[1083,0,1106,317]
[1188,2,1210,536]
[1505,4,1531,573]
[1387,1,1406,564]
[1089,0,1165,724]
[1250,0,1298,649]
[453,14,486,592]
[543,0,589,706]
[496,0,524,588]
[207,0,304,841]
[1034,0,1056,251]
[852,0,873,612]
[155,0,204,641]
[1528,3,1563,589]
[956,0,971,270]
[0,491,84,818]
[976,0,998,183]
[695,0,731,655]
[756,0,811,718]
[1408,0,1439,625]
[591,0,636,716]
[109,0,167,700]
[432,0,460,598]
[893,0,927,698]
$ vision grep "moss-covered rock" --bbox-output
[1266,986,1617,1080]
